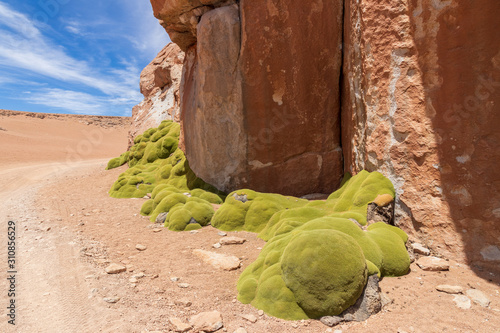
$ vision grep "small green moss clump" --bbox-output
[107,121,225,203]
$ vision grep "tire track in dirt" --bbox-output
[0,160,128,333]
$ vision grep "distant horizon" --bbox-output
[0,1,170,117]
[0,108,131,118]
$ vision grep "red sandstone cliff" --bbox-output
[145,0,500,269]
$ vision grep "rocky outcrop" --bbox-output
[150,0,237,51]
[161,0,344,196]
[129,43,184,147]
[147,0,500,268]
[342,0,500,266]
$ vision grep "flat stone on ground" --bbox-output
[416,256,450,271]
[105,263,126,274]
[220,236,246,245]
[169,317,192,332]
[136,244,147,251]
[436,285,463,294]
[453,295,472,309]
[412,243,430,256]
[466,289,491,307]
[193,249,241,271]
[241,314,257,323]
[190,311,223,332]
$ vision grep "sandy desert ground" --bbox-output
[0,110,499,333]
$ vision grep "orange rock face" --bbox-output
[342,0,500,267]
[179,1,344,195]
[147,0,500,268]
[129,43,184,147]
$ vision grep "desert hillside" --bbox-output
[0,110,129,167]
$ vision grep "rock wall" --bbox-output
[129,43,184,147]
[342,0,500,267]
[153,0,344,196]
[148,0,500,268]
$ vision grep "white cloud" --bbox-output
[24,88,133,116]
[0,1,143,114]
[122,0,170,59]
[24,88,105,114]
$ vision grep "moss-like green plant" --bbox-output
[106,121,225,204]
[107,123,410,321]
[237,216,409,320]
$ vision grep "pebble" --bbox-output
[103,297,120,304]
[129,277,138,283]
[258,310,264,316]
[175,298,192,307]
[241,314,257,323]
[436,285,463,294]
[171,277,180,282]
[453,295,472,309]
[416,256,450,271]
[466,289,491,307]
[213,243,222,249]
[152,228,162,233]
[133,272,146,279]
[178,283,190,289]
[412,243,430,256]
[136,244,147,251]
[169,317,192,332]
[105,263,126,274]
[218,231,227,237]
[190,230,199,234]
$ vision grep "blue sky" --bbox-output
[0,0,170,116]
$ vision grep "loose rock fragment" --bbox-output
[193,249,241,271]
[169,317,192,332]
[136,244,147,251]
[412,243,430,256]
[220,236,246,245]
[320,316,343,327]
[453,295,472,309]
[175,298,192,307]
[436,285,463,294]
[105,263,126,274]
[416,256,450,271]
[241,314,257,323]
[103,297,120,304]
[190,311,223,332]
[466,289,490,307]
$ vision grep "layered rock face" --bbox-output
[129,43,184,147]
[153,0,344,196]
[342,0,500,266]
[148,0,500,267]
